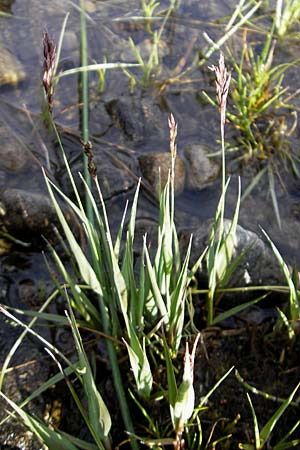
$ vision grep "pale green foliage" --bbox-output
[172,336,199,434]
[227,28,295,157]
[66,307,112,444]
[0,392,79,450]
[275,0,300,37]
[144,174,204,354]
[206,178,241,325]
[0,306,110,450]
[262,229,300,343]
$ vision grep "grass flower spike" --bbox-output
[209,53,231,127]
[42,31,56,113]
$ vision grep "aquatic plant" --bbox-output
[275,0,300,37]
[203,22,300,228]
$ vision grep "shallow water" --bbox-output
[1,0,300,296]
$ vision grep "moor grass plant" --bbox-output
[1,4,300,449]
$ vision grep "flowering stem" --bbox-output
[209,53,231,237]
[80,0,93,224]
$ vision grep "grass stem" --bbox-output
[80,0,93,223]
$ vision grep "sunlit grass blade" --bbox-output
[199,1,261,65]
[121,180,141,325]
[247,393,261,449]
[55,62,141,80]
[0,290,57,391]
[48,245,101,327]
[196,366,234,411]
[0,392,79,450]
[169,235,193,353]
[268,165,281,229]
[65,306,112,447]
[212,293,268,325]
[215,178,241,285]
[260,382,300,445]
[163,336,178,430]
[0,363,79,428]
[144,235,168,320]
[276,307,296,344]
[44,175,103,296]
[53,12,70,82]
[241,166,267,202]
[56,431,100,450]
[0,306,74,371]
[123,332,153,398]
[261,229,300,321]
[273,419,300,450]
[173,335,199,435]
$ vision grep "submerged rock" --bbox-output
[183,143,220,190]
[138,152,186,196]
[105,94,166,143]
[63,147,139,202]
[0,123,32,172]
[0,46,25,86]
[179,218,286,298]
[0,188,63,243]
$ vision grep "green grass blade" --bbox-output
[246,393,261,449]
[57,431,100,450]
[276,307,296,344]
[169,236,192,353]
[44,176,103,296]
[0,364,79,428]
[65,306,112,446]
[53,13,70,80]
[56,63,141,80]
[260,382,300,444]
[123,332,153,398]
[212,294,268,325]
[268,165,281,230]
[143,236,168,319]
[274,420,300,450]
[163,337,177,429]
[197,366,234,410]
[262,229,299,320]
[0,392,79,450]
[49,245,101,327]
[0,290,57,391]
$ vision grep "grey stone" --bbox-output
[139,152,186,197]
[0,46,25,86]
[183,143,220,190]
[0,188,61,242]
[180,218,286,291]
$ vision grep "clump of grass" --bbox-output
[203,23,300,228]
[275,0,300,37]
[2,8,300,450]
[228,29,298,159]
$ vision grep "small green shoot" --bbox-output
[262,229,300,343]
[238,382,300,449]
[275,0,300,37]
